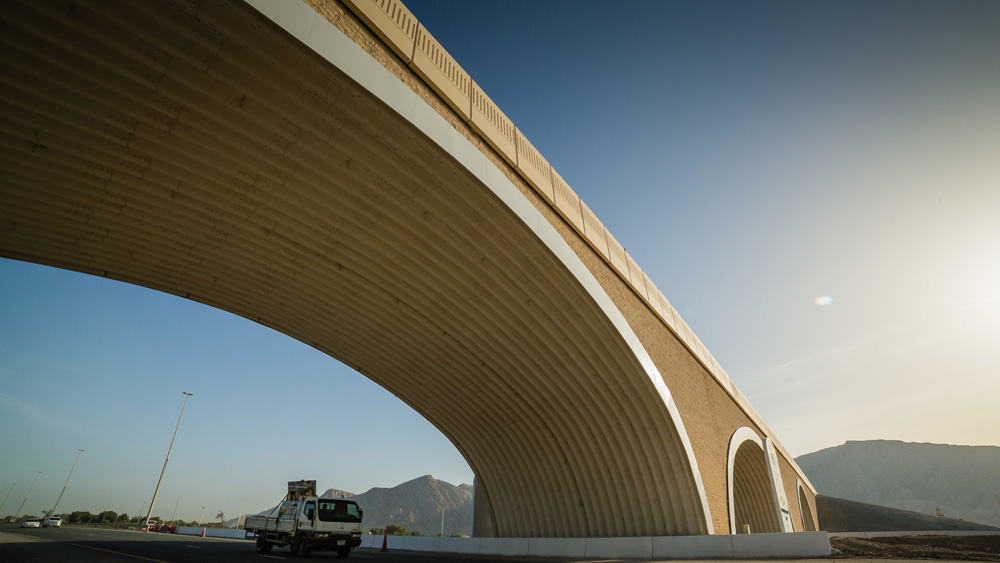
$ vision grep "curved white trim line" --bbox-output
[727,426,765,534]
[244,0,714,534]
[795,478,817,532]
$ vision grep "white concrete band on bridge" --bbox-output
[335,0,816,483]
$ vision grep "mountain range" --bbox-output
[331,475,474,536]
[796,440,1000,528]
[238,475,474,536]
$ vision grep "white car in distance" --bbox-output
[44,516,62,528]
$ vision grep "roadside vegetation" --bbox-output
[3,511,233,528]
[368,524,463,537]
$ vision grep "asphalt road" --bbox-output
[3,526,987,563]
[0,526,591,563]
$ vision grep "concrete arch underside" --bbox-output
[728,428,781,535]
[0,0,712,537]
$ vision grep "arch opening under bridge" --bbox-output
[0,0,719,538]
[727,427,782,535]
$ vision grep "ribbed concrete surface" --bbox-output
[0,0,710,537]
[797,485,817,532]
[732,442,781,535]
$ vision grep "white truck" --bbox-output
[244,480,363,558]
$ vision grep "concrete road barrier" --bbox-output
[437,537,481,554]
[732,531,829,558]
[175,527,247,539]
[478,537,529,556]
[366,531,830,559]
[526,538,587,558]
[653,534,735,559]
[584,536,653,559]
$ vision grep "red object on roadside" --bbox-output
[381,528,388,552]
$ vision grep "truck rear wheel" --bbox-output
[254,536,272,553]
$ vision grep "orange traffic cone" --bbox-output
[380,527,388,552]
[201,527,206,538]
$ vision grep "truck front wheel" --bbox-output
[254,536,272,554]
[291,535,311,557]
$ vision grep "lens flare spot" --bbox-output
[814,296,835,306]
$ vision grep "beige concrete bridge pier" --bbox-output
[0,0,818,539]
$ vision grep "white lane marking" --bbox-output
[185,545,202,549]
[260,556,285,560]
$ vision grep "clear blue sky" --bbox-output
[2,0,998,523]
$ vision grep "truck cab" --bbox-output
[245,481,363,558]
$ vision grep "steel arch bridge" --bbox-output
[0,0,818,538]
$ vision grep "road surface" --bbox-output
[0,526,586,562]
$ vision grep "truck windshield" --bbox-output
[317,500,361,523]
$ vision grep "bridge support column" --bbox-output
[472,477,495,538]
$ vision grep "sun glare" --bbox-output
[814,296,835,306]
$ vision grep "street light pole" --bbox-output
[13,472,41,521]
[48,449,84,518]
[237,499,244,529]
[171,500,179,524]
[199,505,205,525]
[0,482,15,515]
[144,391,193,532]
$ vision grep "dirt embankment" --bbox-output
[832,535,1000,561]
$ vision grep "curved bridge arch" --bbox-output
[727,427,782,535]
[0,0,713,537]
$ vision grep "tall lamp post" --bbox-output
[13,471,41,521]
[144,391,193,532]
[48,449,84,518]
[0,482,15,515]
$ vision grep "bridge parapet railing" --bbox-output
[338,0,809,492]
